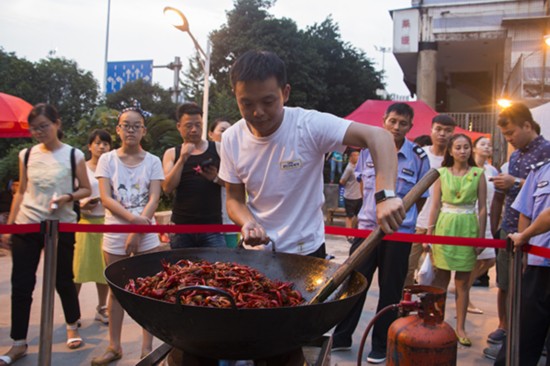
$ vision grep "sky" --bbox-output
[0,0,412,98]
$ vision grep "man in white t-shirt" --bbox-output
[218,50,406,257]
[404,114,456,286]
[339,150,362,242]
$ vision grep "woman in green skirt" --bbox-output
[73,130,112,324]
[427,134,487,347]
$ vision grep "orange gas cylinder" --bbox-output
[386,285,457,366]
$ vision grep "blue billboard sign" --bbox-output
[106,60,153,94]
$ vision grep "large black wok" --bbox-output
[105,247,367,360]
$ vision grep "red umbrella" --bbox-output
[0,92,32,138]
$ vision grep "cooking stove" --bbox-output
[136,336,332,366]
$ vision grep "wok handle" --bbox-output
[176,285,238,310]
[237,238,277,252]
[309,168,440,305]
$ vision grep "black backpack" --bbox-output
[24,146,81,221]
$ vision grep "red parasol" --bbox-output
[0,92,32,138]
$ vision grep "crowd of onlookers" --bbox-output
[0,99,237,365]
[0,50,549,366]
[331,102,549,365]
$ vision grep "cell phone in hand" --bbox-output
[200,158,214,169]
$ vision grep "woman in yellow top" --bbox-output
[427,133,487,347]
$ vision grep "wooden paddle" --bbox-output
[309,168,440,304]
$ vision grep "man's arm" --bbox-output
[509,210,550,247]
[339,164,352,186]
[490,191,505,237]
[342,123,405,233]
[162,144,194,194]
[225,182,267,244]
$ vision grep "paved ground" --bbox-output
[0,222,545,365]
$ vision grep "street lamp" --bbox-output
[164,6,211,140]
[497,98,513,109]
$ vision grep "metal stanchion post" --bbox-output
[37,220,59,366]
[505,237,522,366]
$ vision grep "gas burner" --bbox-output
[137,336,331,366]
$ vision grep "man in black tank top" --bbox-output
[162,102,226,248]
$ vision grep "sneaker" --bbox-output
[331,340,351,352]
[367,350,386,364]
[95,305,109,324]
[483,345,501,360]
[487,328,506,344]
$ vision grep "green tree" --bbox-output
[105,79,177,119]
[200,0,383,118]
[70,106,120,153]
[0,48,37,101]
[33,55,99,130]
[305,17,384,116]
[0,48,101,157]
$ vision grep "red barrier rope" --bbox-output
[57,223,241,234]
[0,223,41,234]
[1,222,549,259]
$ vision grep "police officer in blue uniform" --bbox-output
[332,103,431,364]
[495,158,550,366]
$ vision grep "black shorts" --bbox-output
[344,198,362,217]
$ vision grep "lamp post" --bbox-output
[164,6,211,140]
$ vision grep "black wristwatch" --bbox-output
[513,177,521,189]
[374,189,397,204]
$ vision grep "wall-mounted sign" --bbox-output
[393,9,419,53]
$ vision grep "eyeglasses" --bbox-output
[118,124,145,132]
[29,123,53,133]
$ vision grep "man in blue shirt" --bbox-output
[486,103,550,348]
[494,158,550,366]
[332,103,430,364]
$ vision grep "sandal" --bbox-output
[91,347,122,366]
[95,305,109,325]
[0,342,28,365]
[467,306,484,314]
[66,323,84,350]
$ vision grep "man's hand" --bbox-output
[491,173,515,191]
[0,234,11,250]
[241,221,269,246]
[376,197,406,234]
[180,142,195,159]
[200,165,218,182]
[509,232,528,248]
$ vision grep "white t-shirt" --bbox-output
[219,107,351,254]
[80,164,104,217]
[416,146,444,229]
[477,162,499,260]
[16,143,85,224]
[95,150,164,255]
[341,162,362,200]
